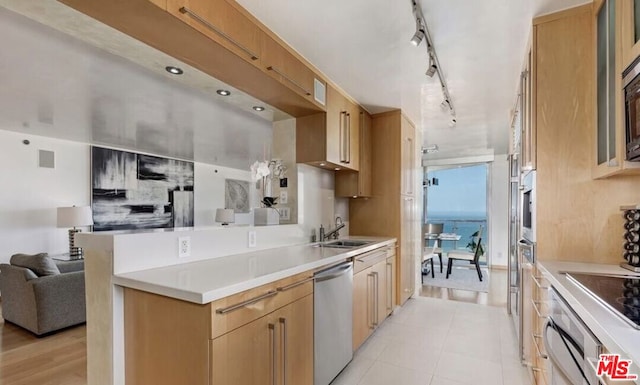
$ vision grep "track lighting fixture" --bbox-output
[410,0,456,117]
[448,118,457,127]
[410,29,425,46]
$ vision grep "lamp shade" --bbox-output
[57,206,94,228]
[215,209,235,225]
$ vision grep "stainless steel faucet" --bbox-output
[323,217,345,241]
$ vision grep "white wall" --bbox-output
[0,130,91,262]
[488,156,509,267]
[0,128,342,265]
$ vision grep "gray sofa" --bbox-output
[0,253,86,335]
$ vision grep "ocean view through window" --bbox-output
[425,164,488,263]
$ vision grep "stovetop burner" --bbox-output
[567,272,640,329]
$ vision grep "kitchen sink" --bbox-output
[313,240,373,249]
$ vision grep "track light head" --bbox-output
[426,64,437,77]
[410,30,425,46]
[448,118,457,127]
[440,99,450,111]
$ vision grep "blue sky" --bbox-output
[426,164,487,216]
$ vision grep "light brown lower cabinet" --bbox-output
[352,246,396,351]
[124,271,313,385]
[210,294,313,385]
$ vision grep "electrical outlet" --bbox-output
[279,190,288,204]
[178,236,191,258]
[279,207,290,221]
[248,230,257,248]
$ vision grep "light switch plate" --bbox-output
[280,190,288,204]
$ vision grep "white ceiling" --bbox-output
[0,0,589,165]
[236,0,590,160]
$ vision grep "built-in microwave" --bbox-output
[521,170,536,243]
[624,58,640,161]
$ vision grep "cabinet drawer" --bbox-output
[209,271,313,338]
[167,0,263,65]
[353,247,388,274]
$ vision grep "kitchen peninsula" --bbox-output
[77,228,396,385]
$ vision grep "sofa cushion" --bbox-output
[10,253,60,276]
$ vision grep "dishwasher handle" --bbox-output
[314,262,353,282]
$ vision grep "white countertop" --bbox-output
[538,261,640,378]
[113,237,396,304]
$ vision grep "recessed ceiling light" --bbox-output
[165,66,183,75]
[216,89,231,96]
[253,106,265,111]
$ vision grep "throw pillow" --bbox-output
[10,253,60,276]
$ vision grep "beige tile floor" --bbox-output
[331,284,530,385]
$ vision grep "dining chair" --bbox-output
[446,226,484,281]
[421,238,440,282]
[425,223,444,272]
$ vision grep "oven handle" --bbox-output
[543,317,590,385]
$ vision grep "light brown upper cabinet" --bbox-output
[262,34,326,109]
[335,108,372,197]
[296,84,360,171]
[167,0,263,66]
[621,0,640,68]
[60,0,325,117]
[592,0,640,178]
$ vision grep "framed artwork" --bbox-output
[225,179,250,213]
[91,146,194,231]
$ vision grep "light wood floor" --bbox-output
[420,266,508,307]
[0,304,87,385]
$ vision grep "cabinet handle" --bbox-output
[339,111,348,163]
[178,7,259,61]
[266,66,312,96]
[532,333,548,360]
[531,274,549,290]
[372,271,379,327]
[386,262,393,312]
[277,277,313,292]
[215,290,277,314]
[345,113,351,164]
[279,318,287,385]
[531,299,548,319]
[269,323,277,385]
[367,272,375,329]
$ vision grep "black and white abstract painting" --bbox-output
[91,147,194,231]
[225,179,250,213]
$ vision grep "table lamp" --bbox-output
[215,209,235,226]
[57,206,93,258]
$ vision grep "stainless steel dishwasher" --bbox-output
[314,261,353,385]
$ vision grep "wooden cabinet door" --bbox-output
[167,0,263,65]
[326,85,347,167]
[400,116,416,196]
[210,312,275,385]
[399,196,415,305]
[352,267,373,351]
[262,34,318,102]
[358,109,373,195]
[274,295,313,385]
[347,100,360,172]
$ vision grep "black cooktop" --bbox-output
[567,273,640,329]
